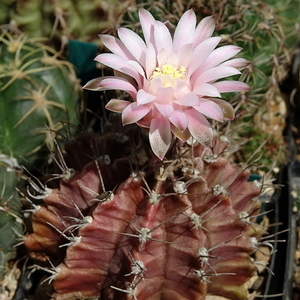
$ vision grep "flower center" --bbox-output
[151,64,186,87]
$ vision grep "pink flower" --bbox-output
[83,9,250,159]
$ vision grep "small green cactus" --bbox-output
[0,31,81,166]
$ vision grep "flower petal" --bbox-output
[174,92,199,106]
[188,37,222,76]
[139,8,155,46]
[221,58,250,69]
[176,43,193,68]
[173,9,196,53]
[137,89,156,105]
[127,60,147,77]
[122,102,151,125]
[171,124,191,142]
[193,83,221,97]
[153,86,175,105]
[105,99,131,113]
[193,66,241,86]
[193,98,224,121]
[99,35,133,60]
[95,53,144,85]
[193,15,216,48]
[210,98,235,120]
[145,43,157,79]
[154,103,174,118]
[213,81,251,93]
[185,109,213,147]
[83,76,137,98]
[154,20,173,54]
[198,45,242,73]
[174,81,191,99]
[117,27,147,66]
[149,118,172,159]
[157,48,168,66]
[169,110,188,132]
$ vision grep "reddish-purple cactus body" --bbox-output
[25,139,261,300]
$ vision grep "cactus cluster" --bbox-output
[23,129,267,300]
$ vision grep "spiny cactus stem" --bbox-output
[0,190,23,224]
[31,259,61,285]
[110,283,138,300]
[125,252,147,278]
[51,6,68,39]
[46,221,82,248]
[48,136,75,181]
[183,197,227,232]
[12,227,26,248]
[251,228,289,255]
[16,187,40,214]
[253,260,274,275]
[194,269,236,284]
[25,177,52,200]
[122,205,191,244]
[239,207,272,228]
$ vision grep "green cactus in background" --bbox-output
[0,158,23,281]
[0,0,136,48]
[0,31,81,166]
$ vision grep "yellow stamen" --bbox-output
[151,64,186,80]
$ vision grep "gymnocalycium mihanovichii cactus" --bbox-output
[24,129,265,300]
[0,30,81,167]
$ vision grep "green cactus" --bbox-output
[0,31,81,166]
[0,0,136,48]
[0,157,23,281]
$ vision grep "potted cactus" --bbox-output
[1,0,297,299]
